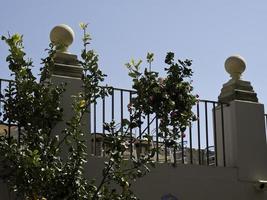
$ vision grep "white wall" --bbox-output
[85,156,267,200]
[2,157,267,200]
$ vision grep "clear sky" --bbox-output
[1,0,267,106]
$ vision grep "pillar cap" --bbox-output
[219,55,258,103]
[225,55,246,80]
[50,24,74,53]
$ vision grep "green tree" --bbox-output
[126,52,197,166]
[0,24,196,199]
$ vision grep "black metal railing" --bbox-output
[89,86,229,167]
[0,78,231,167]
[0,78,18,139]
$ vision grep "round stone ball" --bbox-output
[50,24,74,52]
[225,55,246,80]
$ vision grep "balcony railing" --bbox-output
[0,79,20,140]
[89,86,229,167]
[0,78,232,167]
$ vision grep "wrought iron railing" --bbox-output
[0,78,19,139]
[89,86,229,167]
[0,78,230,167]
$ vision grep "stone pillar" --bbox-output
[215,55,267,182]
[49,24,91,154]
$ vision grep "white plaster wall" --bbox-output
[85,157,267,200]
[2,159,267,200]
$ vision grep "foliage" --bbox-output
[0,33,67,199]
[126,52,197,160]
[0,26,107,199]
[0,24,196,200]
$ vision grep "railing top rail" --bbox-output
[0,78,13,82]
[198,99,229,105]
[0,79,231,106]
[99,85,136,93]
[99,86,226,105]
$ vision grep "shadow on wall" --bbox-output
[161,193,178,200]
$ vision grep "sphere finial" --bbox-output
[225,55,246,80]
[50,24,74,53]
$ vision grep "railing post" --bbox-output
[215,55,267,182]
[49,24,91,155]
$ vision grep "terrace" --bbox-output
[1,76,267,170]
[0,78,229,167]
[1,25,267,200]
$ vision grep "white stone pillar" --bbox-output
[49,24,91,154]
[216,55,267,182]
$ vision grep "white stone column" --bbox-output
[215,55,267,182]
[49,24,91,155]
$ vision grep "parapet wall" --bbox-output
[85,156,267,200]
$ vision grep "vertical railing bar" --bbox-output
[8,81,11,139]
[94,101,97,133]
[138,114,142,160]
[111,88,114,121]
[129,92,133,158]
[88,103,92,134]
[18,124,21,145]
[147,114,150,135]
[156,116,159,162]
[88,103,92,156]
[213,103,218,166]
[197,101,201,165]
[120,90,123,133]
[221,103,226,167]
[102,93,106,162]
[189,122,193,164]
[147,114,150,152]
[205,101,209,166]
[94,98,97,156]
[111,88,115,134]
[138,114,142,138]
[102,96,105,134]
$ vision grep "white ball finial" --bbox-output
[225,55,246,80]
[50,24,74,53]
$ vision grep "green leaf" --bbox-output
[128,72,136,78]
[79,22,88,30]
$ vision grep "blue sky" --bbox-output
[1,0,267,105]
